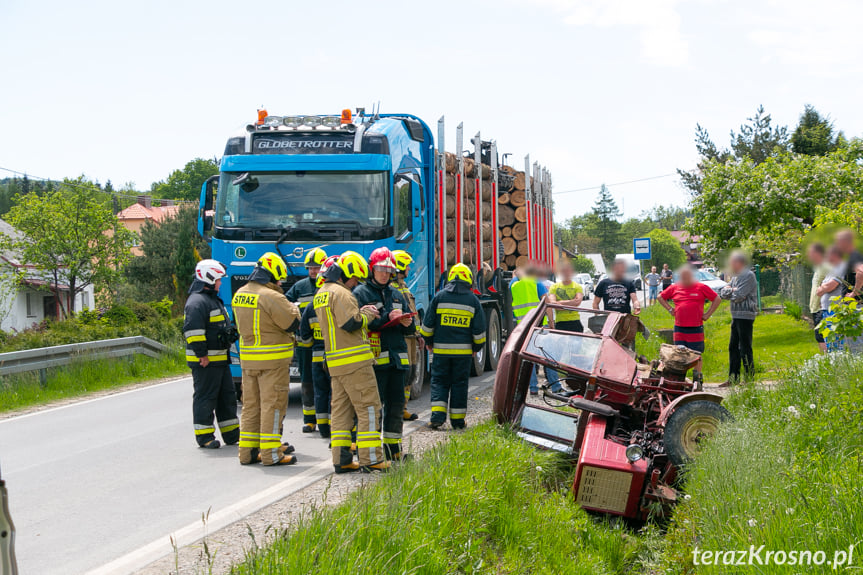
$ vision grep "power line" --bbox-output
[0,165,196,204]
[552,173,677,195]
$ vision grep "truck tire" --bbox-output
[470,341,485,376]
[664,401,732,467]
[409,344,426,400]
[484,310,501,372]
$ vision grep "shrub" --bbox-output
[102,304,137,327]
[784,299,802,320]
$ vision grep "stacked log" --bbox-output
[437,151,534,270]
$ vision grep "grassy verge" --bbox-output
[636,300,818,382]
[651,352,863,573]
[232,422,650,575]
[0,349,187,413]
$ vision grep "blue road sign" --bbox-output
[633,237,651,260]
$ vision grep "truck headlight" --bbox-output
[283,116,302,128]
[321,115,341,128]
[263,115,283,127]
[302,116,322,127]
[625,444,644,463]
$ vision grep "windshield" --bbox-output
[216,171,388,229]
[575,274,591,283]
[626,263,641,277]
[525,329,602,373]
[696,270,718,282]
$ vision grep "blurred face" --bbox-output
[807,246,824,266]
[651,266,657,273]
[679,268,694,285]
[308,266,321,280]
[836,231,855,255]
[828,248,843,266]
[663,264,669,270]
[373,267,391,285]
[559,263,573,282]
[345,277,359,290]
[214,278,222,291]
[612,261,625,280]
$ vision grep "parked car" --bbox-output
[574,273,594,295]
[492,302,731,519]
[672,269,728,292]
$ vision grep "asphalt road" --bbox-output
[0,370,498,575]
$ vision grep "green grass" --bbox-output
[636,301,818,382]
[0,349,187,413]
[649,353,863,573]
[232,422,650,575]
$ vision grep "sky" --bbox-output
[1,0,861,223]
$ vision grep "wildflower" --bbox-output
[809,403,816,410]
[787,406,800,417]
[535,466,543,472]
[683,494,692,501]
[748,519,758,527]
[786,508,795,515]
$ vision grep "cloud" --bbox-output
[523,0,689,67]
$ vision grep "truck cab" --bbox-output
[199,110,435,381]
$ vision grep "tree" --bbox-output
[592,184,621,261]
[641,204,689,231]
[645,228,687,271]
[678,106,789,195]
[689,140,863,259]
[571,254,595,274]
[150,158,219,201]
[125,205,211,305]
[792,105,838,156]
[0,177,134,315]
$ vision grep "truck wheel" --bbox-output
[664,401,732,467]
[484,311,501,371]
[409,344,426,400]
[470,336,486,376]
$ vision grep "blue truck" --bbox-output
[197,108,554,396]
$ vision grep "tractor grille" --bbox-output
[576,466,632,514]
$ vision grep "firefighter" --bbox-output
[391,250,420,421]
[232,252,301,466]
[314,251,389,473]
[285,247,327,433]
[355,248,416,462]
[183,260,239,449]
[420,263,486,430]
[297,255,339,439]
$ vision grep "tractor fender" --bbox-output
[658,392,725,427]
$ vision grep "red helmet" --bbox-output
[369,247,397,274]
[316,255,340,288]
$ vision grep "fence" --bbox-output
[777,264,814,316]
[0,336,170,384]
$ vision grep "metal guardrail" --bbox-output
[0,336,171,384]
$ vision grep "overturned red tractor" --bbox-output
[492,301,731,519]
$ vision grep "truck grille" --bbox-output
[576,466,632,514]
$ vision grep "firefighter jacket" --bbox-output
[355,278,415,370]
[392,277,420,336]
[285,277,315,351]
[313,279,377,376]
[420,280,487,356]
[232,273,301,369]
[183,280,231,367]
[298,302,325,365]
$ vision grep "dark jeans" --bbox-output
[729,318,755,380]
[191,364,239,446]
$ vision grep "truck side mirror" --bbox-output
[199,175,218,234]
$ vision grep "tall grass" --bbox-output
[652,353,863,573]
[637,301,818,382]
[0,349,187,413]
[232,423,649,575]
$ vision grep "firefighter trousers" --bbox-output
[374,366,406,459]
[192,364,239,446]
[330,365,383,467]
[311,361,332,436]
[298,347,315,426]
[403,336,417,403]
[430,355,471,428]
[238,363,291,465]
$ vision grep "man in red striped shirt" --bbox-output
[658,266,721,376]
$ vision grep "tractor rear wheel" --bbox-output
[664,401,732,467]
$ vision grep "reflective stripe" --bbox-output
[332,439,352,447]
[239,342,294,362]
[383,437,402,444]
[316,413,331,425]
[186,353,229,362]
[511,302,536,310]
[383,431,401,439]
[186,335,206,343]
[260,432,282,449]
[331,429,352,447]
[302,407,315,416]
[218,418,239,432]
[419,325,434,337]
[239,431,260,448]
[194,425,215,435]
[209,314,225,322]
[397,352,410,365]
[253,309,261,346]
[450,413,466,419]
[450,408,467,414]
[432,348,472,355]
[437,303,476,314]
[357,439,382,448]
[473,334,487,344]
[184,329,206,337]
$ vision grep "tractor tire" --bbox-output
[664,401,732,467]
[484,310,501,372]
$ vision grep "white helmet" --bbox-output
[195,259,227,285]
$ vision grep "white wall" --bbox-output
[0,284,94,333]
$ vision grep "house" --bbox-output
[668,230,704,267]
[116,195,181,256]
[0,219,94,332]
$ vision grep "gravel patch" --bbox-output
[135,386,496,575]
